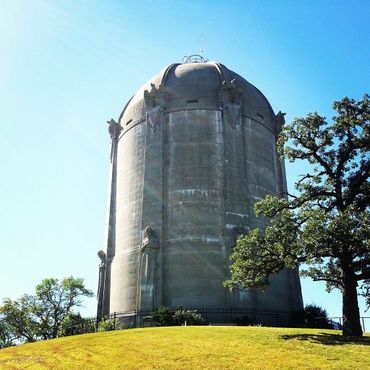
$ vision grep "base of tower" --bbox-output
[108,306,303,329]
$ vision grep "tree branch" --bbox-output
[312,277,343,287]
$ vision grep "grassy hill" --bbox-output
[0,326,369,369]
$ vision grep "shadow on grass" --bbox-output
[280,333,370,346]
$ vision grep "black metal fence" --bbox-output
[113,307,297,329]
[328,316,369,333]
[62,309,370,336]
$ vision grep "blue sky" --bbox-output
[0,0,369,318]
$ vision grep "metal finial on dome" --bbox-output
[182,54,208,63]
[200,33,205,58]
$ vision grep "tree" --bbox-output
[0,276,93,343]
[225,95,369,337]
[33,277,94,339]
[0,320,18,348]
[0,295,39,343]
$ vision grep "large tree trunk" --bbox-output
[342,270,362,337]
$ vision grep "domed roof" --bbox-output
[119,58,276,133]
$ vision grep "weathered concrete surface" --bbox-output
[100,61,303,323]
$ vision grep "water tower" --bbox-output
[97,56,303,326]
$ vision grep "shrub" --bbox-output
[98,317,119,332]
[235,315,255,326]
[59,313,96,337]
[172,308,204,325]
[152,306,175,326]
[152,306,204,326]
[304,304,334,329]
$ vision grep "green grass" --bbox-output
[0,326,369,369]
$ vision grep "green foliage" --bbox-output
[152,306,204,326]
[58,313,96,337]
[59,313,83,337]
[225,95,370,337]
[304,304,333,329]
[234,315,259,326]
[0,320,17,348]
[97,317,119,332]
[172,308,205,325]
[33,276,93,339]
[152,306,175,326]
[0,276,93,343]
[0,295,39,343]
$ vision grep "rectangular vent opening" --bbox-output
[187,99,199,104]
[126,119,133,126]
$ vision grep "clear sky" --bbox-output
[0,0,369,318]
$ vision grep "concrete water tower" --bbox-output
[97,56,303,325]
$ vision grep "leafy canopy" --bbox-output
[0,276,93,344]
[225,94,369,336]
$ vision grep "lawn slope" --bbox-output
[0,326,369,369]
